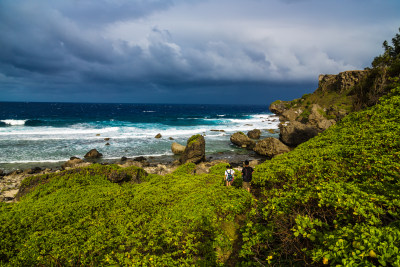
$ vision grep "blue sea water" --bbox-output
[0,102,279,170]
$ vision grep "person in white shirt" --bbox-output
[225,165,235,187]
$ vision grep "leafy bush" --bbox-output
[239,86,400,265]
[0,164,252,266]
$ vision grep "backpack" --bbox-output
[226,170,233,181]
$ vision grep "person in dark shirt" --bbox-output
[241,160,254,192]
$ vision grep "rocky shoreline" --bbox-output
[0,149,267,203]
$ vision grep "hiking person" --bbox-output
[225,165,235,187]
[241,160,254,192]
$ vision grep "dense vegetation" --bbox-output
[0,29,399,266]
[241,86,400,265]
[0,163,251,266]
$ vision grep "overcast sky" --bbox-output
[1,0,399,104]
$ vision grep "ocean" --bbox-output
[0,102,279,171]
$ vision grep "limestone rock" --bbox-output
[308,104,336,131]
[171,142,186,155]
[179,134,206,164]
[247,129,261,139]
[84,149,103,159]
[281,108,303,121]
[318,70,368,93]
[253,137,290,157]
[144,164,177,176]
[230,132,255,149]
[269,100,288,115]
[61,158,91,170]
[279,121,319,146]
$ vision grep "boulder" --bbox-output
[247,129,261,139]
[230,132,255,149]
[179,134,206,164]
[279,121,319,146]
[61,158,91,170]
[133,156,147,162]
[84,149,103,159]
[253,137,290,157]
[155,133,162,138]
[171,142,186,155]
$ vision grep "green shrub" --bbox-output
[0,163,252,266]
[239,86,400,266]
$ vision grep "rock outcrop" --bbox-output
[279,121,319,146]
[230,132,256,149]
[253,137,290,157]
[179,134,206,164]
[247,129,261,139]
[84,149,103,159]
[318,70,368,93]
[155,133,162,138]
[269,70,367,146]
[171,142,186,155]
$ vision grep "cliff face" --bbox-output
[317,70,368,94]
[269,70,370,146]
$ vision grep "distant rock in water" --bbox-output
[171,142,185,155]
[155,133,162,138]
[179,134,205,164]
[247,129,261,139]
[230,132,255,149]
[84,149,103,159]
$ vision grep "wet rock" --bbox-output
[155,133,162,138]
[230,132,256,149]
[247,129,261,139]
[84,149,103,159]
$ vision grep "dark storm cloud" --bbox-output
[0,0,400,104]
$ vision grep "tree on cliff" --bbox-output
[372,27,400,71]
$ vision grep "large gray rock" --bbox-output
[230,132,256,149]
[179,135,206,164]
[84,149,103,159]
[279,121,319,146]
[171,142,186,155]
[247,129,261,139]
[253,137,290,157]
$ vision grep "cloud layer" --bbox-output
[1,0,400,104]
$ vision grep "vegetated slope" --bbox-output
[0,163,251,266]
[240,86,400,266]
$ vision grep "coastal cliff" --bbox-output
[269,69,391,146]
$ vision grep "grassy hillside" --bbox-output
[0,164,252,266]
[240,86,400,265]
